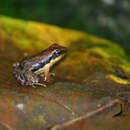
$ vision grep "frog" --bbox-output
[13,43,67,88]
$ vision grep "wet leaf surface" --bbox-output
[0,16,130,130]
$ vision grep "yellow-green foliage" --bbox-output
[107,74,130,85]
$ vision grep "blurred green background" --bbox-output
[0,0,130,51]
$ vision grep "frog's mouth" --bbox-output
[57,46,67,56]
[61,48,67,54]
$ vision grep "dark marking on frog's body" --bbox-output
[13,44,67,88]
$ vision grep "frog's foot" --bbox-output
[44,76,53,84]
[33,83,47,88]
[40,74,53,83]
[32,85,36,88]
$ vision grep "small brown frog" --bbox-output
[13,44,67,88]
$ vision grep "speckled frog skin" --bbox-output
[13,44,67,88]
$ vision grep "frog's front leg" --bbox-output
[44,68,53,83]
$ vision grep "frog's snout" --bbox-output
[60,46,67,54]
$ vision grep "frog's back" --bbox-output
[15,43,67,73]
[19,52,54,72]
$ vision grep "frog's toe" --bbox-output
[35,83,47,88]
[44,78,53,84]
[32,85,36,88]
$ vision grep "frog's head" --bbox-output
[50,43,67,57]
[44,43,67,66]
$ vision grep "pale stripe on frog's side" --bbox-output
[34,54,64,75]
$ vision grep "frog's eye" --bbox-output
[54,49,60,57]
[53,49,58,54]
[54,49,59,52]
